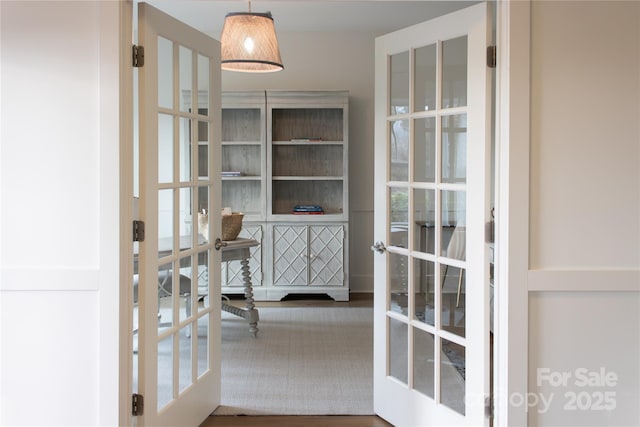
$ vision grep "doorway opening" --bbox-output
[125,1,498,424]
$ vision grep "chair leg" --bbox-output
[456,269,464,308]
[186,293,192,338]
[441,264,449,287]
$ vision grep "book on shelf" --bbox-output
[291,211,325,215]
[222,171,244,177]
[292,204,324,214]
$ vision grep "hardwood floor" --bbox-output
[201,415,393,427]
[204,293,382,427]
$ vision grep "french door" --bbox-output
[136,3,222,426]
[373,3,492,426]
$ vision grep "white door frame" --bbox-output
[115,1,533,425]
[119,1,136,425]
[494,1,530,425]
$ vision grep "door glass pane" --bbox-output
[441,265,465,337]
[442,114,467,183]
[198,186,209,244]
[158,114,174,184]
[414,259,435,326]
[390,51,409,114]
[179,326,193,393]
[198,121,210,179]
[414,44,437,112]
[157,334,173,410]
[158,189,174,248]
[441,338,465,415]
[179,187,193,250]
[197,250,210,310]
[413,188,435,253]
[197,313,209,377]
[389,187,408,248]
[198,143,209,180]
[389,252,408,316]
[441,191,465,337]
[179,117,191,182]
[179,46,192,112]
[441,191,465,256]
[442,36,468,109]
[178,255,193,323]
[158,262,174,329]
[158,36,173,109]
[197,54,210,115]
[389,317,408,385]
[390,119,409,181]
[414,117,436,183]
[413,328,435,398]
[132,238,139,396]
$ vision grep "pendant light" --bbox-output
[220,1,284,73]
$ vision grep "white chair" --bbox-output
[133,271,193,324]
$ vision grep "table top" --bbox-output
[220,238,259,262]
[219,237,259,251]
[134,236,259,256]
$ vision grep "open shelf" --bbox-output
[271,180,344,215]
[271,108,344,142]
[272,145,343,177]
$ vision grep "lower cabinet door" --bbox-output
[272,223,345,288]
[272,224,309,286]
[309,225,345,286]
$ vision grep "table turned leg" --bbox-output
[241,257,259,336]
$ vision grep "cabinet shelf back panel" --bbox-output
[222,145,262,176]
[222,180,263,216]
[272,145,343,176]
[272,109,344,142]
[222,108,262,142]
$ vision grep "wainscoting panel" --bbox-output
[528,270,640,292]
[528,291,640,426]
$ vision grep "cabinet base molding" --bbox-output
[265,288,349,302]
[222,287,349,302]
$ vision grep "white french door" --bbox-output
[136,3,222,426]
[373,3,492,426]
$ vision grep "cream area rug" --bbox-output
[214,306,374,416]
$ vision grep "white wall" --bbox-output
[526,1,640,425]
[0,1,120,425]
[220,31,377,293]
[3,2,638,426]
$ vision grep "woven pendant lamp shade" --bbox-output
[220,12,284,73]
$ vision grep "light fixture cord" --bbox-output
[248,1,251,13]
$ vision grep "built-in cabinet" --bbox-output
[220,90,349,301]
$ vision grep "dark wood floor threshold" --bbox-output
[201,415,393,427]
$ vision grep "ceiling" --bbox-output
[145,0,479,37]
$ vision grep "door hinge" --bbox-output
[133,44,145,67]
[485,396,494,419]
[132,393,144,416]
[487,45,497,68]
[133,220,145,242]
[485,220,495,243]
